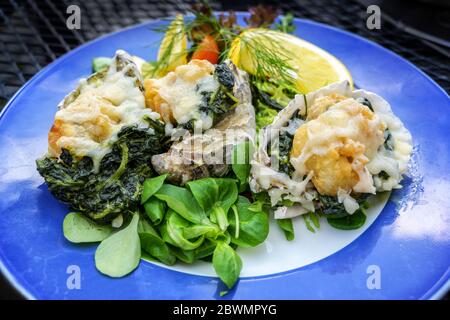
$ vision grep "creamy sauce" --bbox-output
[144,60,218,130]
[51,51,160,171]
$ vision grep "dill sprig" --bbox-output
[148,9,299,90]
[230,30,298,88]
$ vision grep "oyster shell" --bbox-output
[250,80,413,215]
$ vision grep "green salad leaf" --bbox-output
[228,196,269,247]
[276,218,295,241]
[231,142,252,192]
[138,219,176,265]
[213,241,242,289]
[187,178,238,231]
[143,197,166,225]
[183,225,220,240]
[160,210,205,250]
[92,57,112,72]
[95,213,141,277]
[63,212,114,243]
[170,246,196,264]
[194,239,217,260]
[327,207,367,230]
[141,174,167,204]
[155,184,209,225]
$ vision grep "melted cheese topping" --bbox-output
[144,59,218,130]
[250,80,413,217]
[290,98,386,196]
[352,89,413,191]
[48,57,159,169]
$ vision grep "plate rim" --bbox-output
[0,13,449,300]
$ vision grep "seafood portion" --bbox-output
[48,50,161,169]
[250,80,412,218]
[36,50,166,222]
[150,60,256,185]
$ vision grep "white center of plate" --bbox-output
[145,193,389,277]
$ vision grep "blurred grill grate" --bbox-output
[0,0,449,109]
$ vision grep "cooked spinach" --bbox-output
[378,170,390,180]
[384,129,395,151]
[36,122,167,223]
[183,62,238,132]
[318,195,349,219]
[61,171,268,290]
[319,194,369,230]
[356,96,374,111]
[266,130,295,176]
[318,194,369,220]
[214,63,234,90]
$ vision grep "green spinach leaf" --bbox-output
[95,213,141,277]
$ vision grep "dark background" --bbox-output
[0,0,449,300]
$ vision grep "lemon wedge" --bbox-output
[229,29,352,93]
[156,14,187,77]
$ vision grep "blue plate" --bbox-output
[0,14,449,300]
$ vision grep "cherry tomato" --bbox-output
[191,35,219,64]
